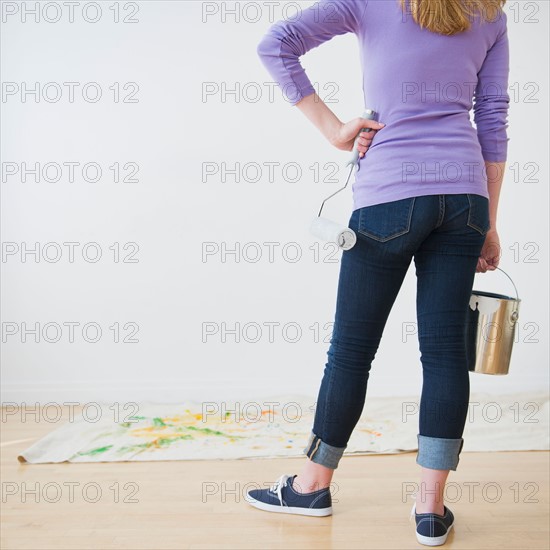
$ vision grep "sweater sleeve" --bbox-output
[473,11,510,162]
[256,0,361,106]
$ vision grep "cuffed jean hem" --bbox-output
[416,434,465,471]
[303,431,346,470]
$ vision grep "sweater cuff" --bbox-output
[479,132,509,162]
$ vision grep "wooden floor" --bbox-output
[1,408,548,549]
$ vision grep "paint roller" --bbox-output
[309,109,379,251]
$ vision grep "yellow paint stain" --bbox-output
[131,429,190,439]
[358,428,383,437]
[162,414,203,424]
[158,408,279,425]
[146,437,179,448]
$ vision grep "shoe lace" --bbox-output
[269,474,291,506]
[409,491,417,523]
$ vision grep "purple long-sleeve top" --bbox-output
[256,0,510,209]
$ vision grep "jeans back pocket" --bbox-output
[466,193,491,236]
[358,197,416,242]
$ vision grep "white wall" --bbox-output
[1,1,548,404]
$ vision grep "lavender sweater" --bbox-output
[256,0,510,209]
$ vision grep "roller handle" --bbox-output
[346,109,379,168]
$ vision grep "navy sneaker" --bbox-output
[245,474,332,517]
[410,498,455,546]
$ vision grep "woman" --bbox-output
[247,0,509,545]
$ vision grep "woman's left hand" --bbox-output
[477,229,501,272]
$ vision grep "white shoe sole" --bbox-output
[244,493,332,517]
[415,521,454,546]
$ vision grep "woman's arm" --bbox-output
[256,0,363,106]
[473,11,509,273]
[485,161,505,233]
[294,92,343,146]
[477,160,505,272]
[295,91,385,157]
[256,1,382,155]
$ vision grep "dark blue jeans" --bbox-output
[304,193,490,471]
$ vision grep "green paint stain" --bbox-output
[117,434,195,453]
[157,435,194,446]
[184,425,244,438]
[77,444,114,456]
[118,416,146,427]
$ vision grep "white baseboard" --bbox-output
[2,375,547,406]
[0,380,319,405]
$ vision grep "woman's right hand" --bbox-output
[330,117,385,158]
[477,229,501,272]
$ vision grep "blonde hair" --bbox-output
[399,0,507,35]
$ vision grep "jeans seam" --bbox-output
[322,354,336,440]
[466,193,488,235]
[435,195,445,227]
